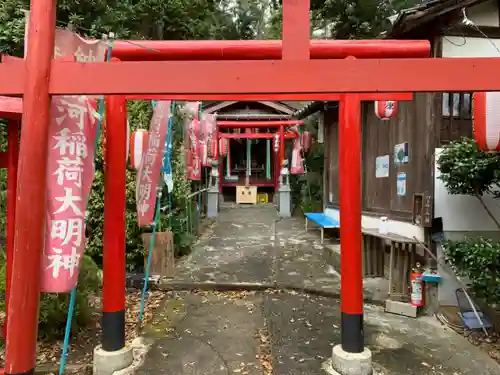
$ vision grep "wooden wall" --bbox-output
[323,108,339,207]
[324,93,441,222]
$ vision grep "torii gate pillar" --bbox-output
[4,0,55,373]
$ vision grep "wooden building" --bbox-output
[203,100,300,201]
[298,0,498,241]
[295,0,500,307]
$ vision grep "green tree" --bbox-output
[310,0,421,39]
[438,137,500,229]
[0,0,243,57]
[0,0,266,339]
[438,138,500,305]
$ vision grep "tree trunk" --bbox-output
[475,194,500,230]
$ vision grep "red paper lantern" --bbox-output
[207,137,217,159]
[273,133,280,153]
[374,100,397,120]
[473,92,500,152]
[219,137,228,157]
[130,129,149,170]
[301,131,313,153]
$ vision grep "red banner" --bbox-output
[136,101,172,226]
[41,29,106,293]
[202,113,217,166]
[290,139,305,175]
[185,102,202,180]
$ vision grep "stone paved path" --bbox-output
[163,203,389,301]
[137,204,500,375]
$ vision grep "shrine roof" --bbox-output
[387,0,490,39]
[202,100,303,115]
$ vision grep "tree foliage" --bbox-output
[0,0,278,339]
[438,137,500,229]
[310,0,421,39]
[443,237,500,305]
[438,137,500,197]
[439,138,500,303]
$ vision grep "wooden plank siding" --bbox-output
[324,93,441,222]
[324,108,339,207]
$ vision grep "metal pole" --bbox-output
[5,0,56,373]
[339,93,364,353]
[102,95,127,351]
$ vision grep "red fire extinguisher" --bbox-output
[410,262,424,307]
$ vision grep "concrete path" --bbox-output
[163,203,388,301]
[137,204,500,375]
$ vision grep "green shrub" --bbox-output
[443,237,500,305]
[0,253,100,340]
[438,137,500,197]
[85,102,196,270]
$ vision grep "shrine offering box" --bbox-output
[236,186,257,204]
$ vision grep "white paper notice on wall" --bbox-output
[375,155,390,178]
[397,172,407,196]
[329,192,333,202]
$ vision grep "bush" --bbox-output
[0,254,100,340]
[291,142,324,214]
[443,237,500,305]
[85,101,196,270]
[438,137,500,197]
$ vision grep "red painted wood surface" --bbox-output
[0,97,22,120]
[339,93,363,315]
[220,132,297,139]
[221,180,275,188]
[279,124,285,168]
[218,120,303,127]
[1,58,498,97]
[103,95,127,314]
[3,121,19,341]
[4,0,56,372]
[110,39,430,61]
[126,93,414,101]
[282,0,310,60]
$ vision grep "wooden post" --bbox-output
[339,92,364,353]
[3,120,19,340]
[102,95,128,351]
[5,0,56,373]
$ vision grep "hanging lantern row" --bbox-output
[472,92,500,152]
[374,100,398,120]
[130,129,149,170]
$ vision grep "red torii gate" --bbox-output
[2,0,500,374]
[0,98,20,342]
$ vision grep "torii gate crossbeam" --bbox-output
[4,0,500,374]
[2,58,500,96]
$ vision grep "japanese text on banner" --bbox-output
[136,101,172,226]
[40,28,105,293]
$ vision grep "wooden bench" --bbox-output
[304,212,340,244]
[362,228,418,301]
